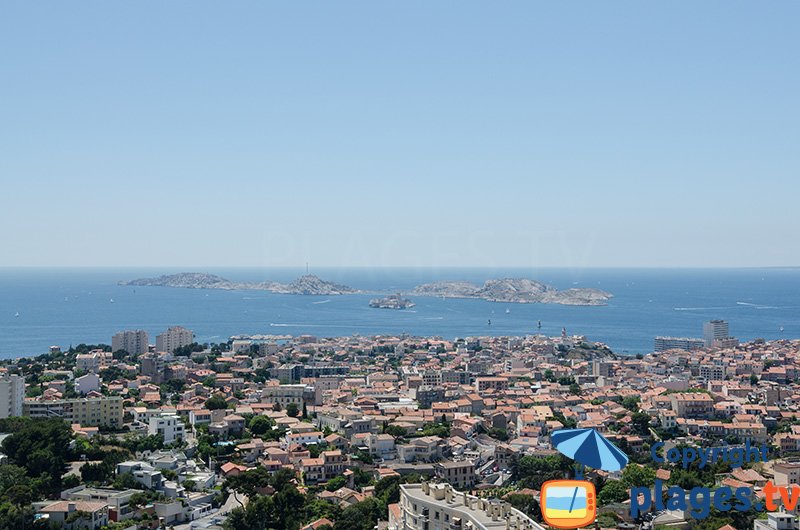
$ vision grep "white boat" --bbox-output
[505,308,510,314]
[110,298,114,303]
[15,312,20,317]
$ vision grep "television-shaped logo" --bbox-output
[540,479,596,529]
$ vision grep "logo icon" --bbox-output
[543,428,629,529]
[541,479,596,529]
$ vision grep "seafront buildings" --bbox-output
[5,328,800,528]
[155,325,194,354]
[112,329,150,355]
[655,319,737,352]
[653,336,705,352]
[703,318,730,347]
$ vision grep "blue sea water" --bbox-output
[0,267,799,359]
[544,486,588,511]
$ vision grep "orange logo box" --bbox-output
[540,480,596,529]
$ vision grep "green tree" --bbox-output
[597,479,628,505]
[373,474,401,509]
[325,476,347,492]
[113,472,142,490]
[286,403,299,418]
[630,412,652,435]
[81,462,112,483]
[205,394,228,410]
[514,454,572,490]
[622,464,656,488]
[383,425,406,438]
[622,396,641,412]
[487,427,509,441]
[505,494,541,522]
[249,415,274,436]
[333,498,384,530]
[0,418,73,496]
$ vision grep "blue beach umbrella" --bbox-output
[551,428,629,472]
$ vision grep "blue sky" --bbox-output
[1,2,798,268]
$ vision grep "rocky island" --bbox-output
[369,293,416,309]
[120,273,611,305]
[412,278,612,305]
[120,273,359,295]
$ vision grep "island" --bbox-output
[412,278,612,305]
[120,273,611,305]
[119,273,360,296]
[369,293,416,309]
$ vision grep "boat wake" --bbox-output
[673,307,729,311]
[736,301,778,309]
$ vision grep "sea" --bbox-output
[1,267,799,359]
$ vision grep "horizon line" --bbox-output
[1,265,800,270]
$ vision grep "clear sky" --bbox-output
[1,2,798,268]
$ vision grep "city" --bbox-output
[3,320,800,529]
[2,2,798,530]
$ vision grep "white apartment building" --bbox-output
[76,351,111,373]
[0,374,24,418]
[262,384,306,407]
[24,395,123,428]
[700,363,727,382]
[391,482,545,530]
[75,373,101,394]
[112,330,150,355]
[754,512,796,530]
[148,414,186,444]
[703,320,730,347]
[156,326,194,354]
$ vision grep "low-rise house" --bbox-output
[366,433,396,460]
[397,436,443,463]
[116,461,165,491]
[283,431,324,449]
[224,414,246,435]
[299,457,325,485]
[322,450,347,480]
[434,460,477,489]
[37,501,109,530]
[60,486,139,522]
[148,413,185,444]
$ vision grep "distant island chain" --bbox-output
[120,272,613,306]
